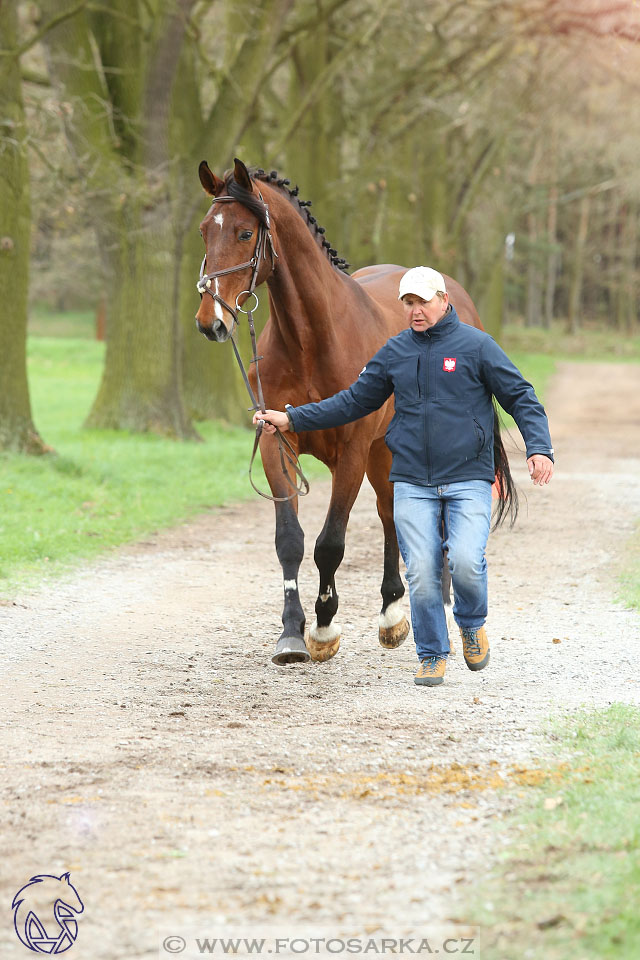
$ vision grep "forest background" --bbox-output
[1,0,638,453]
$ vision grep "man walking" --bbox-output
[255,267,554,686]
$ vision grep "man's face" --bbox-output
[402,292,449,331]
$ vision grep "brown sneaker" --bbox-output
[414,656,447,686]
[459,626,490,671]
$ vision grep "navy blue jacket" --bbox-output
[288,306,554,486]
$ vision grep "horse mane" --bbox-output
[224,167,350,274]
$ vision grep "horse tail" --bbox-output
[492,403,519,530]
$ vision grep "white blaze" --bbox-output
[214,212,224,229]
[213,277,223,321]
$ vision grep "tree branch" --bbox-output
[0,1,89,60]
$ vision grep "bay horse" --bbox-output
[196,158,515,665]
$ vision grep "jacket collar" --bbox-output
[409,304,460,343]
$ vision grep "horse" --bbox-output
[195,158,516,665]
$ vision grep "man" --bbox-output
[254,266,554,687]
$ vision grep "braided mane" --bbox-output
[224,167,350,274]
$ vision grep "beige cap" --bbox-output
[398,266,446,301]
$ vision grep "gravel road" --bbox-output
[1,362,639,959]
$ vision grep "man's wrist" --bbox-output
[284,404,295,431]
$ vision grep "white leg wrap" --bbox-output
[309,619,341,643]
[379,599,405,629]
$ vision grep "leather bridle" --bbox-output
[196,193,278,332]
[196,193,309,503]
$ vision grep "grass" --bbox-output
[0,336,327,595]
[501,321,640,362]
[619,521,640,612]
[495,351,557,433]
[476,704,640,960]
[28,303,96,339]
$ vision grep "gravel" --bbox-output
[1,362,638,959]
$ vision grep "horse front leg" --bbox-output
[306,455,367,662]
[366,439,410,649]
[260,436,309,666]
[272,498,309,665]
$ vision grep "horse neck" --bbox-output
[263,194,348,352]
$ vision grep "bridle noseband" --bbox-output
[196,193,278,331]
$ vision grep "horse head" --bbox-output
[195,158,277,343]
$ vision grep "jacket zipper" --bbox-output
[425,336,432,483]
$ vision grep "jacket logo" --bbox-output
[443,357,457,372]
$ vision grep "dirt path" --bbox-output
[2,363,639,959]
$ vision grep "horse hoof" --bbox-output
[305,620,341,662]
[272,635,311,665]
[379,615,410,649]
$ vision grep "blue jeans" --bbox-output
[393,480,493,660]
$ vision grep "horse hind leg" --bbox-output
[365,440,410,649]
[305,511,344,662]
[441,550,456,656]
[306,458,366,662]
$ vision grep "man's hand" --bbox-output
[252,409,290,434]
[527,454,554,485]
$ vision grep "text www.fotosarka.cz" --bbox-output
[159,933,480,958]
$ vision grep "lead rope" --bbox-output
[230,298,309,503]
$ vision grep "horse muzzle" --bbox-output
[196,317,232,342]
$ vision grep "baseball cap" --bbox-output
[398,266,446,301]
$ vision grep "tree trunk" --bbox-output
[42,0,196,438]
[544,184,559,328]
[567,192,591,334]
[0,0,47,454]
[480,242,505,341]
[284,14,343,238]
[180,0,296,423]
[617,200,638,336]
[85,188,197,436]
[525,206,543,327]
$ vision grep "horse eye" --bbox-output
[238,230,253,242]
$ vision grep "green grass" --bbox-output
[28,303,96,339]
[501,321,640,362]
[0,337,326,595]
[496,351,557,432]
[477,704,640,960]
[619,521,640,612]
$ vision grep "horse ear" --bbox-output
[233,158,253,193]
[199,161,224,197]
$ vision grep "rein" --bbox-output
[197,194,309,503]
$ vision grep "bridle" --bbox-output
[196,192,309,503]
[196,193,278,331]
